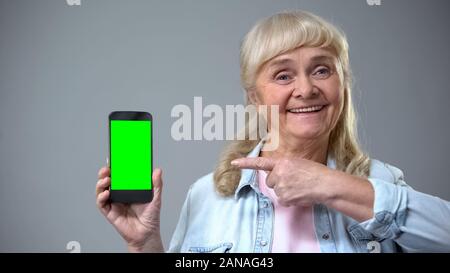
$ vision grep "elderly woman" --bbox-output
[96,10,450,253]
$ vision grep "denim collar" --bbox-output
[233,140,337,200]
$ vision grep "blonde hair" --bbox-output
[214,10,370,196]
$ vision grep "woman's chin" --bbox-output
[286,128,325,140]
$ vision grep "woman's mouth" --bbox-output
[287,105,326,114]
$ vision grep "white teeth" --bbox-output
[288,105,324,113]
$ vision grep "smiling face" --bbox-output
[252,46,344,145]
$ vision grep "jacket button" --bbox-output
[322,233,330,240]
[260,240,267,246]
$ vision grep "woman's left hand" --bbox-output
[231,156,334,207]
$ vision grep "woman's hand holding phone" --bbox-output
[96,165,165,252]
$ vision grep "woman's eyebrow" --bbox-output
[269,55,334,68]
[309,55,335,64]
[268,58,296,69]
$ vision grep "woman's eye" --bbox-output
[275,73,293,83]
[312,67,331,78]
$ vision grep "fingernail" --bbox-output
[231,160,239,165]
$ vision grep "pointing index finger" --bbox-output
[231,157,276,171]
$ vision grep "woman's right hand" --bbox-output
[96,165,164,252]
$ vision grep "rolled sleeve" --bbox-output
[358,178,408,239]
[358,162,450,252]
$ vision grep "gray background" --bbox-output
[1,0,449,252]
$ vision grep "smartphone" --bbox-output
[109,111,153,203]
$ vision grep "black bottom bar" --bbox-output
[109,190,153,203]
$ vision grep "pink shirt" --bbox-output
[258,170,321,253]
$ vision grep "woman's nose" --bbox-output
[292,76,317,99]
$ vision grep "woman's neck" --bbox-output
[260,134,329,165]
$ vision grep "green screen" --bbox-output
[111,120,152,190]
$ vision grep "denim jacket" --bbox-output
[168,141,450,253]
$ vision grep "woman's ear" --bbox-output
[246,88,260,106]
